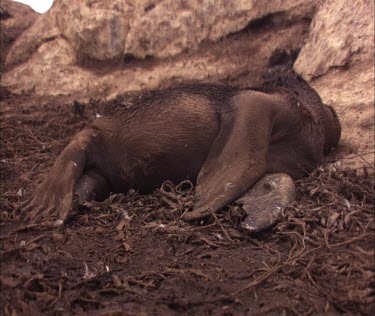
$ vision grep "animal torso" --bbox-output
[91,91,219,192]
[86,84,327,193]
[23,77,341,226]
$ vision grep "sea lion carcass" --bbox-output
[21,73,341,231]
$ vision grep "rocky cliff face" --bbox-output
[1,0,374,169]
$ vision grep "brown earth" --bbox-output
[1,92,374,315]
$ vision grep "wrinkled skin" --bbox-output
[21,73,341,230]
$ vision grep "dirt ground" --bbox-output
[0,92,374,316]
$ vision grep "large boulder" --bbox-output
[0,0,39,70]
[1,0,316,98]
[124,0,309,59]
[294,0,374,169]
[5,0,311,67]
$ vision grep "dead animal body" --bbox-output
[21,73,341,232]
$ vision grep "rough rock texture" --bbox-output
[124,0,308,59]
[294,0,374,169]
[0,0,39,71]
[5,0,311,67]
[1,1,317,97]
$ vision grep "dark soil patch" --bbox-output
[1,95,374,315]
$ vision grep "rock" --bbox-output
[55,0,131,63]
[1,8,313,98]
[294,0,374,169]
[0,0,39,70]
[1,0,316,98]
[125,0,310,59]
[294,0,373,80]
[5,0,313,67]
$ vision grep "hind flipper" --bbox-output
[21,128,94,226]
[182,92,276,221]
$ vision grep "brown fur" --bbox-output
[21,73,341,225]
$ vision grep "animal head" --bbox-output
[263,71,341,155]
[321,103,341,155]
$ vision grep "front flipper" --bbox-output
[21,128,94,226]
[236,173,295,233]
[182,92,277,222]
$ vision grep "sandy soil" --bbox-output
[0,94,374,315]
